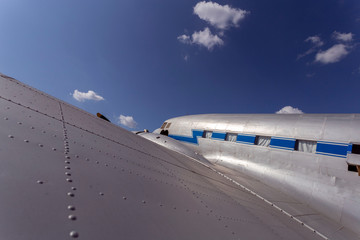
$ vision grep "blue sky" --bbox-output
[0,0,359,131]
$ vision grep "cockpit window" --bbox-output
[160,122,167,129]
[166,123,171,128]
[202,131,213,139]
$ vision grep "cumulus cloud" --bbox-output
[298,31,354,63]
[72,90,104,102]
[192,28,224,50]
[177,2,248,52]
[315,44,349,64]
[333,31,354,42]
[194,1,249,29]
[177,28,223,50]
[118,115,137,128]
[276,106,303,114]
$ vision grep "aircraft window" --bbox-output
[255,136,271,147]
[294,140,317,153]
[225,133,237,142]
[166,123,172,128]
[351,144,360,154]
[161,122,167,129]
[202,131,213,139]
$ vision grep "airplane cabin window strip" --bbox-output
[169,128,352,158]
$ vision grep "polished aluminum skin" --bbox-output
[162,114,360,238]
[0,73,345,239]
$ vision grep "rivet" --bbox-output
[8,135,14,138]
[68,215,77,220]
[38,144,43,147]
[17,122,22,125]
[75,155,79,158]
[42,130,46,133]
[65,156,70,159]
[67,192,75,197]
[65,161,70,164]
[52,148,56,151]
[123,197,127,200]
[71,187,76,191]
[65,166,70,170]
[142,200,146,204]
[99,192,104,196]
[37,180,43,184]
[96,161,99,164]
[66,178,73,182]
[68,205,76,211]
[65,172,71,176]
[24,139,29,143]
[4,117,8,120]
[31,126,34,129]
[69,231,79,238]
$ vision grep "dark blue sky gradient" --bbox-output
[0,0,359,130]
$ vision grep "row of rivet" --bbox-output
[59,103,79,239]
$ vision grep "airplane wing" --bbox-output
[0,73,354,239]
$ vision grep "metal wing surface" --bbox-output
[0,74,334,239]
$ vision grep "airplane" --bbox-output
[0,72,359,239]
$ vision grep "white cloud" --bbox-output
[193,1,249,29]
[333,31,354,42]
[118,115,137,128]
[72,90,104,102]
[177,28,223,50]
[191,27,224,50]
[177,34,191,44]
[305,35,324,47]
[276,106,303,114]
[315,44,349,64]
